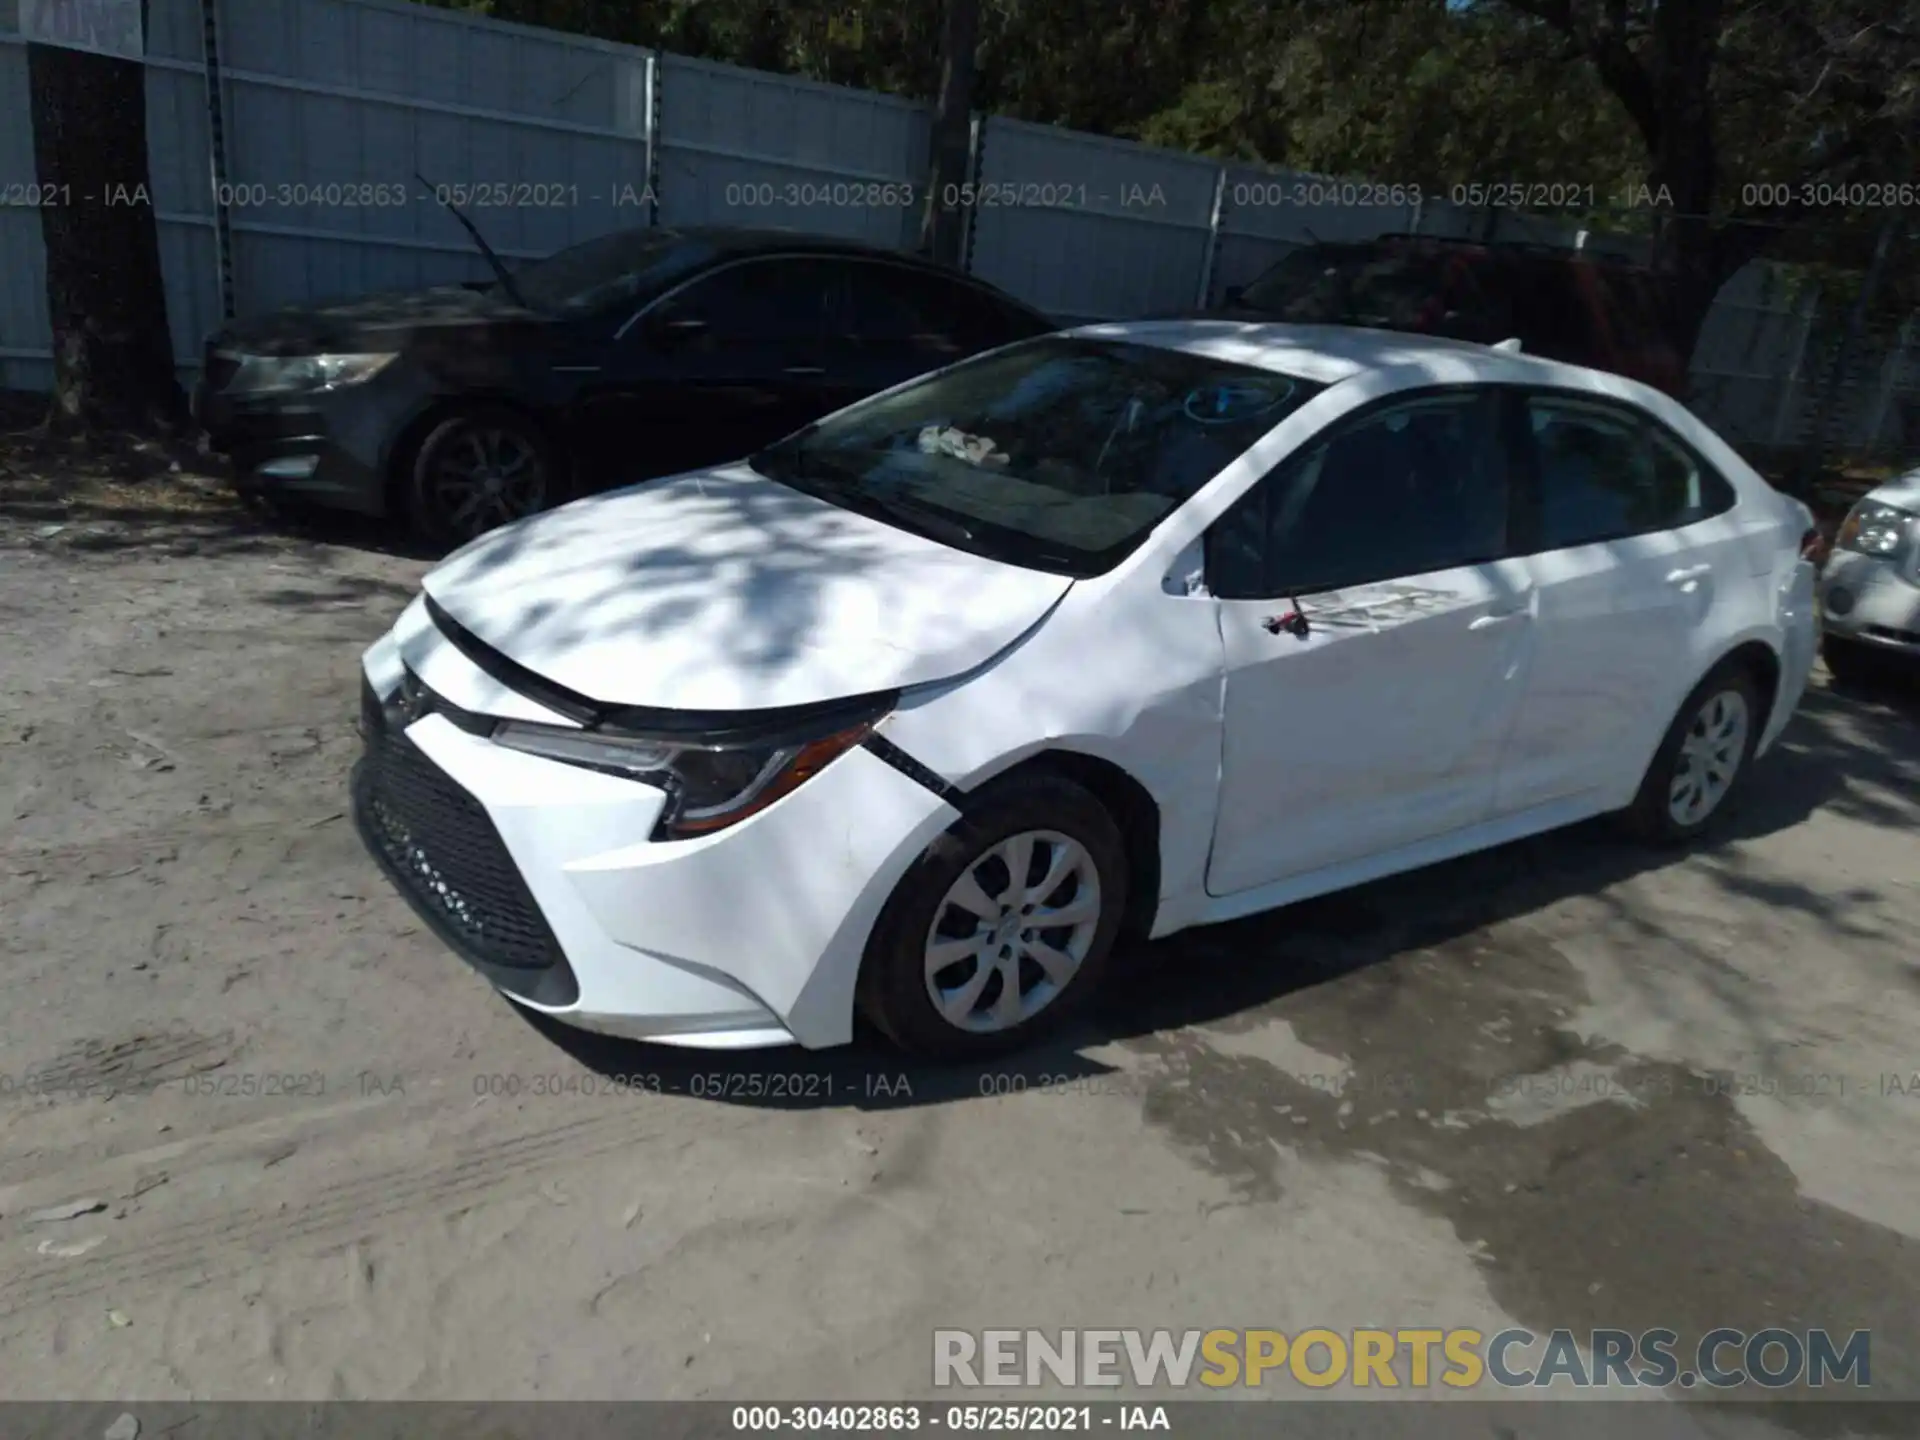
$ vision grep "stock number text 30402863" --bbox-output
[730,1406,1110,1432]
[467,1071,905,1101]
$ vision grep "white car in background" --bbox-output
[352,323,1819,1059]
[1818,468,1920,683]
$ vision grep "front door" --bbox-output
[1205,388,1534,896]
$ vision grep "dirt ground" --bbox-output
[1,491,1919,1434]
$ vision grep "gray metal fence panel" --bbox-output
[0,8,51,392]
[652,53,925,250]
[968,119,1220,322]
[214,0,652,326]
[1686,263,1815,447]
[0,0,1912,461]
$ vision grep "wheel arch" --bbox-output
[1704,636,1784,741]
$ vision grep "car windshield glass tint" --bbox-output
[1239,250,1458,331]
[750,336,1322,575]
[508,230,709,316]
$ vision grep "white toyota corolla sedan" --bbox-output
[353,323,1819,1058]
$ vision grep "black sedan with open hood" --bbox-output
[194,223,1052,547]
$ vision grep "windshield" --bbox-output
[506,229,711,316]
[750,336,1322,575]
[1239,248,1486,335]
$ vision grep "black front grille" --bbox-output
[355,689,562,973]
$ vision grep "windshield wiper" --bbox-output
[863,491,976,546]
[417,171,530,310]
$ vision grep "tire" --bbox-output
[403,406,561,550]
[857,774,1129,1060]
[1621,662,1764,845]
[1822,634,1884,690]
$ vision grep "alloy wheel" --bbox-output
[922,829,1103,1034]
[426,425,548,542]
[1667,687,1750,827]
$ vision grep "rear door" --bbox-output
[1493,390,1748,813]
[1204,387,1537,895]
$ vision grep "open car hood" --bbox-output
[417,465,1074,714]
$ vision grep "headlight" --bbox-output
[490,713,882,840]
[1836,501,1917,558]
[226,352,397,396]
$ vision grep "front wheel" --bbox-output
[1621,664,1762,845]
[857,775,1129,1059]
[403,407,560,549]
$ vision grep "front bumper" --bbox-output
[194,372,392,517]
[1819,551,1920,658]
[351,640,958,1050]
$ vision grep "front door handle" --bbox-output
[1666,563,1712,585]
[783,365,827,377]
[1468,611,1525,630]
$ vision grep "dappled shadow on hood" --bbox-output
[417,465,1069,711]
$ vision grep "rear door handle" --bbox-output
[783,365,826,377]
[1666,564,1712,584]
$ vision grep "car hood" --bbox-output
[417,465,1075,714]
[212,283,542,355]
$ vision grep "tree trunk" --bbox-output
[917,0,981,266]
[1637,0,1725,372]
[28,18,186,436]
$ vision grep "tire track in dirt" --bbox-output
[0,1098,720,1315]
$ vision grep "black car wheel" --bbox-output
[405,408,559,548]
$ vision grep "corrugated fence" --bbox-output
[0,0,1913,458]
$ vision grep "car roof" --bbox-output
[641,225,1047,312]
[1066,318,1650,394]
[1283,233,1671,278]
[652,225,963,271]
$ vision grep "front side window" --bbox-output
[1526,397,1734,549]
[1209,391,1508,599]
[648,258,842,345]
[749,336,1322,574]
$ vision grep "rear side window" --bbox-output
[1525,396,1736,549]
[844,265,1045,353]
